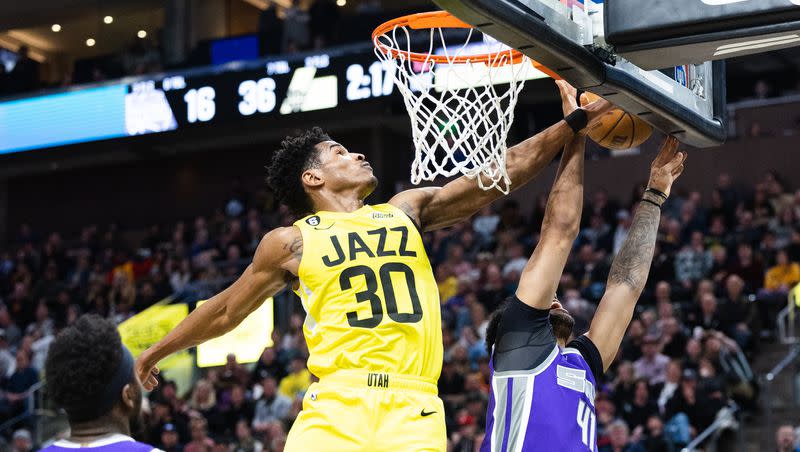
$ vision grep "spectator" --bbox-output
[258,2,284,56]
[473,206,500,246]
[665,369,724,435]
[721,274,756,350]
[2,350,38,420]
[252,346,286,383]
[764,248,800,292]
[620,379,658,431]
[188,379,217,419]
[219,384,255,436]
[0,331,15,378]
[600,419,645,452]
[159,423,183,452]
[613,210,632,256]
[0,306,22,349]
[184,416,215,452]
[640,416,672,452]
[675,231,712,288]
[10,429,32,452]
[232,419,263,452]
[282,0,311,53]
[7,46,39,94]
[659,318,688,359]
[252,374,291,433]
[654,360,682,415]
[309,0,340,49]
[728,243,764,291]
[633,335,670,385]
[776,424,800,452]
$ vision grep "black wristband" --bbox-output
[564,108,589,134]
[641,198,662,209]
[645,187,668,200]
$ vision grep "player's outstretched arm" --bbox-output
[515,133,585,309]
[135,226,301,390]
[389,80,611,231]
[586,137,686,370]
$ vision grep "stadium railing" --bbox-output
[680,402,740,452]
[0,380,68,448]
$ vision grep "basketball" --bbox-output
[580,92,653,150]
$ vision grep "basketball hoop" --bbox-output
[373,11,559,193]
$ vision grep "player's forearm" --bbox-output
[139,295,242,366]
[606,200,661,294]
[505,101,606,193]
[502,122,573,200]
[540,135,585,238]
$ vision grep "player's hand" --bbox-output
[556,79,580,117]
[647,136,686,198]
[136,354,160,391]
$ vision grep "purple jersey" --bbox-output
[482,344,598,452]
[41,434,161,452]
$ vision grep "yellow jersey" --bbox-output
[293,203,442,382]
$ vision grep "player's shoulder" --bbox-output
[388,187,439,216]
[257,226,301,252]
[253,225,302,267]
[564,334,604,382]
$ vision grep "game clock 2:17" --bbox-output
[345,61,396,101]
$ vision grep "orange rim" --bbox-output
[372,11,561,78]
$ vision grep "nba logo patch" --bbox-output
[675,65,689,87]
[306,216,321,226]
[310,392,318,401]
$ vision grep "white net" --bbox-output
[374,23,530,193]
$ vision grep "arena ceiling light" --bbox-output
[137,30,147,38]
[51,24,61,32]
[85,38,96,47]
[103,16,114,24]
[336,0,346,5]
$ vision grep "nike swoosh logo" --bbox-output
[420,409,437,417]
[314,222,335,230]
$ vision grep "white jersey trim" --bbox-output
[53,434,163,450]
[492,345,560,378]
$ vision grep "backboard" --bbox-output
[433,0,727,148]
[606,0,800,70]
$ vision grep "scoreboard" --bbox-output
[125,52,399,136]
[0,43,548,155]
[0,47,401,155]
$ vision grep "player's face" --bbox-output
[315,141,378,197]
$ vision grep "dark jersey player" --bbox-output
[41,315,159,452]
[482,92,686,452]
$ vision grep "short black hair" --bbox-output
[266,127,331,216]
[485,300,508,356]
[45,314,124,419]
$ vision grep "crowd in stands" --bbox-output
[0,166,799,450]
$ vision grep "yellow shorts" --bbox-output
[285,370,446,452]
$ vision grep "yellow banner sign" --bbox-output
[118,301,189,370]
[196,298,274,368]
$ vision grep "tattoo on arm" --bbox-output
[284,236,303,261]
[398,201,423,231]
[608,201,661,290]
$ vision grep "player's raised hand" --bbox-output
[648,136,686,198]
[135,355,160,391]
[555,79,580,117]
[556,79,613,125]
